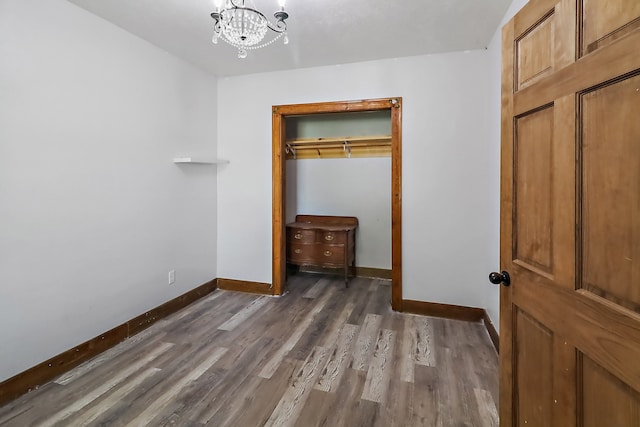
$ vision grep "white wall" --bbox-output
[287,157,392,269]
[0,0,218,382]
[217,50,498,308]
[484,0,529,332]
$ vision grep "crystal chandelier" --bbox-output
[210,0,290,59]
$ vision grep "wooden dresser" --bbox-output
[286,215,358,286]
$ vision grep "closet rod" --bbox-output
[285,134,391,146]
[289,141,390,151]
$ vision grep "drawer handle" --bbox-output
[324,250,332,257]
[294,249,302,254]
[324,234,334,241]
[294,233,303,240]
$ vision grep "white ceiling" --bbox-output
[67,0,512,77]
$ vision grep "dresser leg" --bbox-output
[344,265,349,288]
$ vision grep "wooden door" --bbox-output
[499,0,640,425]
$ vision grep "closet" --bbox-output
[272,98,403,309]
[284,110,392,285]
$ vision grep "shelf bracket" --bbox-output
[285,143,296,160]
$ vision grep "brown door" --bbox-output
[497,0,640,425]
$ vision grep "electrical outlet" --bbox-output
[168,270,175,285]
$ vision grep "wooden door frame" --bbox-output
[272,97,403,310]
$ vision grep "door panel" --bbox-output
[580,73,640,309]
[515,309,553,426]
[582,356,640,427]
[516,12,555,90]
[514,106,554,274]
[582,355,640,426]
[500,0,640,425]
[581,0,640,55]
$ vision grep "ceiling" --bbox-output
[67,0,512,77]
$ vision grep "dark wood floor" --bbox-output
[0,274,499,427]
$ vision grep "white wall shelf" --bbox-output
[173,157,229,165]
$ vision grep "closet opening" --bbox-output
[271,98,403,311]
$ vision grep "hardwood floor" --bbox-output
[0,274,499,427]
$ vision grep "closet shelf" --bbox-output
[285,135,391,160]
[173,157,229,165]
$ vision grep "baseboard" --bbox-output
[127,279,218,335]
[0,278,217,406]
[402,299,499,353]
[483,312,500,353]
[0,324,129,407]
[217,278,273,295]
[354,267,392,280]
[402,299,485,322]
[297,265,392,280]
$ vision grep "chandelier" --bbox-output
[210,0,290,59]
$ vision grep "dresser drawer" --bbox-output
[288,243,346,266]
[317,245,345,266]
[320,230,346,244]
[287,243,315,263]
[287,228,315,244]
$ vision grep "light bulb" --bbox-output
[278,0,286,9]
[283,33,289,45]
[213,0,223,10]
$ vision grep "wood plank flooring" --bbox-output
[0,274,499,427]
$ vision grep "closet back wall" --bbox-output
[286,157,392,270]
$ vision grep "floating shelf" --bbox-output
[173,157,229,165]
[285,135,391,160]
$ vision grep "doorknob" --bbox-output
[489,271,511,286]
